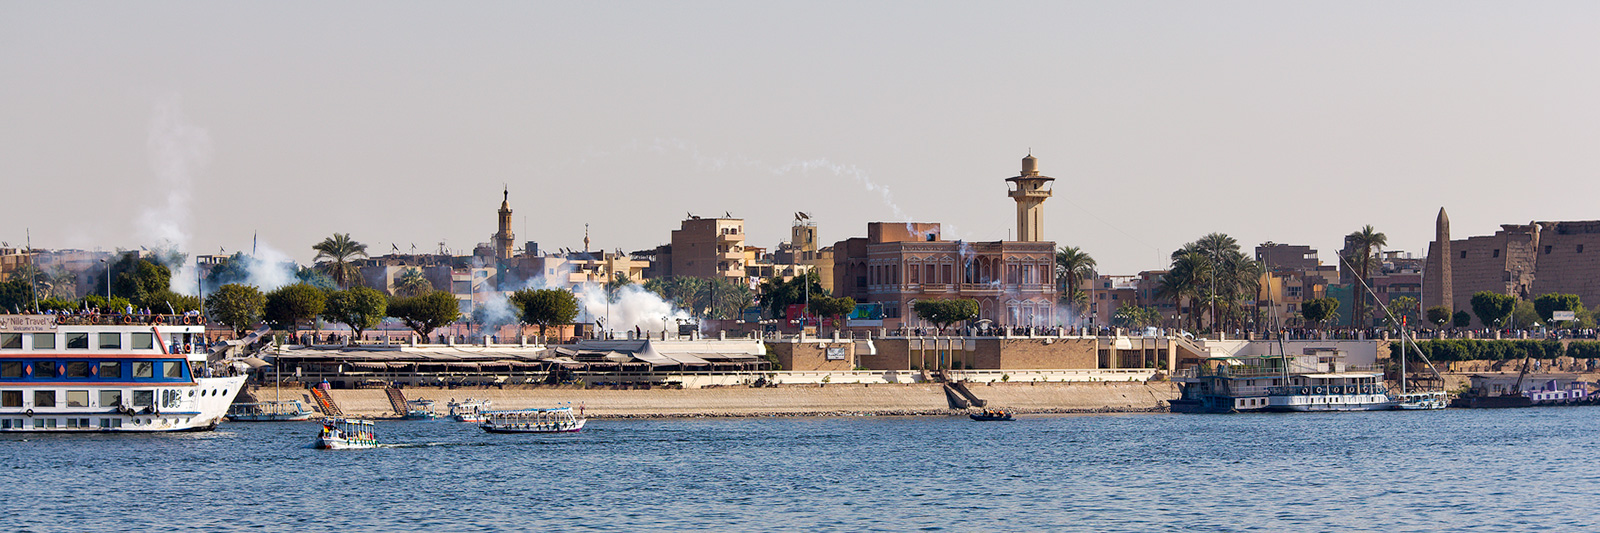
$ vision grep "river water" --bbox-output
[4,408,1598,532]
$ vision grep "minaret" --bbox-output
[1006,152,1055,242]
[1425,207,1452,312]
[495,187,515,260]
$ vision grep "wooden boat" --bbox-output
[479,407,585,434]
[312,418,379,449]
[969,409,1014,421]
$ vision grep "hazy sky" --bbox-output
[4,2,1599,275]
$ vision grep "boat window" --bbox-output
[132,390,153,407]
[1,391,20,407]
[34,390,55,407]
[133,362,153,378]
[33,333,54,350]
[65,332,88,349]
[99,361,121,379]
[66,390,88,407]
[0,333,19,350]
[99,389,121,407]
[98,333,121,350]
[131,333,154,350]
[1,362,20,378]
[66,362,91,378]
[164,361,184,379]
[34,362,57,378]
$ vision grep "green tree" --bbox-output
[99,255,172,308]
[35,298,75,313]
[79,294,133,315]
[322,286,387,339]
[1470,291,1515,329]
[1533,293,1588,327]
[643,275,750,320]
[1426,305,1452,330]
[393,268,433,297]
[0,278,31,313]
[1054,246,1097,312]
[264,283,327,333]
[144,289,201,314]
[807,295,857,331]
[1512,300,1539,330]
[1156,251,1212,331]
[756,271,826,319]
[517,288,579,339]
[1344,225,1388,328]
[205,284,266,336]
[295,266,338,291]
[1387,296,1420,326]
[312,233,369,288]
[913,299,979,332]
[1300,297,1340,330]
[388,290,461,338]
[1453,310,1471,329]
[1111,304,1161,329]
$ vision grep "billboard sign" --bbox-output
[845,303,885,327]
[1554,310,1577,321]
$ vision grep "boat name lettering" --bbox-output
[0,315,58,332]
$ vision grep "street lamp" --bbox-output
[100,258,110,300]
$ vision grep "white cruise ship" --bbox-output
[0,314,246,432]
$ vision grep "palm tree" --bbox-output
[312,233,369,289]
[1054,246,1097,313]
[1345,225,1387,328]
[393,268,432,296]
[1157,252,1212,331]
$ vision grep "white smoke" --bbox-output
[139,97,211,295]
[577,282,692,335]
[246,242,295,291]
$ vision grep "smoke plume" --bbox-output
[139,97,211,295]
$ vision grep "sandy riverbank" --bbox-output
[274,381,1179,419]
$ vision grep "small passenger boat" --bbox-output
[227,400,315,421]
[447,398,492,423]
[479,407,585,434]
[312,418,379,449]
[969,408,1014,421]
[402,399,440,420]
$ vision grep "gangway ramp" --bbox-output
[385,388,408,416]
[310,387,344,417]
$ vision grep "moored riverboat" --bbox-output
[1450,373,1594,408]
[402,398,440,420]
[448,398,492,422]
[312,418,378,449]
[479,406,585,433]
[227,399,315,421]
[1172,351,1396,413]
[0,314,246,432]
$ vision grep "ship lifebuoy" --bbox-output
[1314,386,1326,395]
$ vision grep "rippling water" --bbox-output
[5,408,1599,532]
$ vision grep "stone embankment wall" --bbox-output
[313,381,1178,419]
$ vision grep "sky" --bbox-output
[3,2,1599,276]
